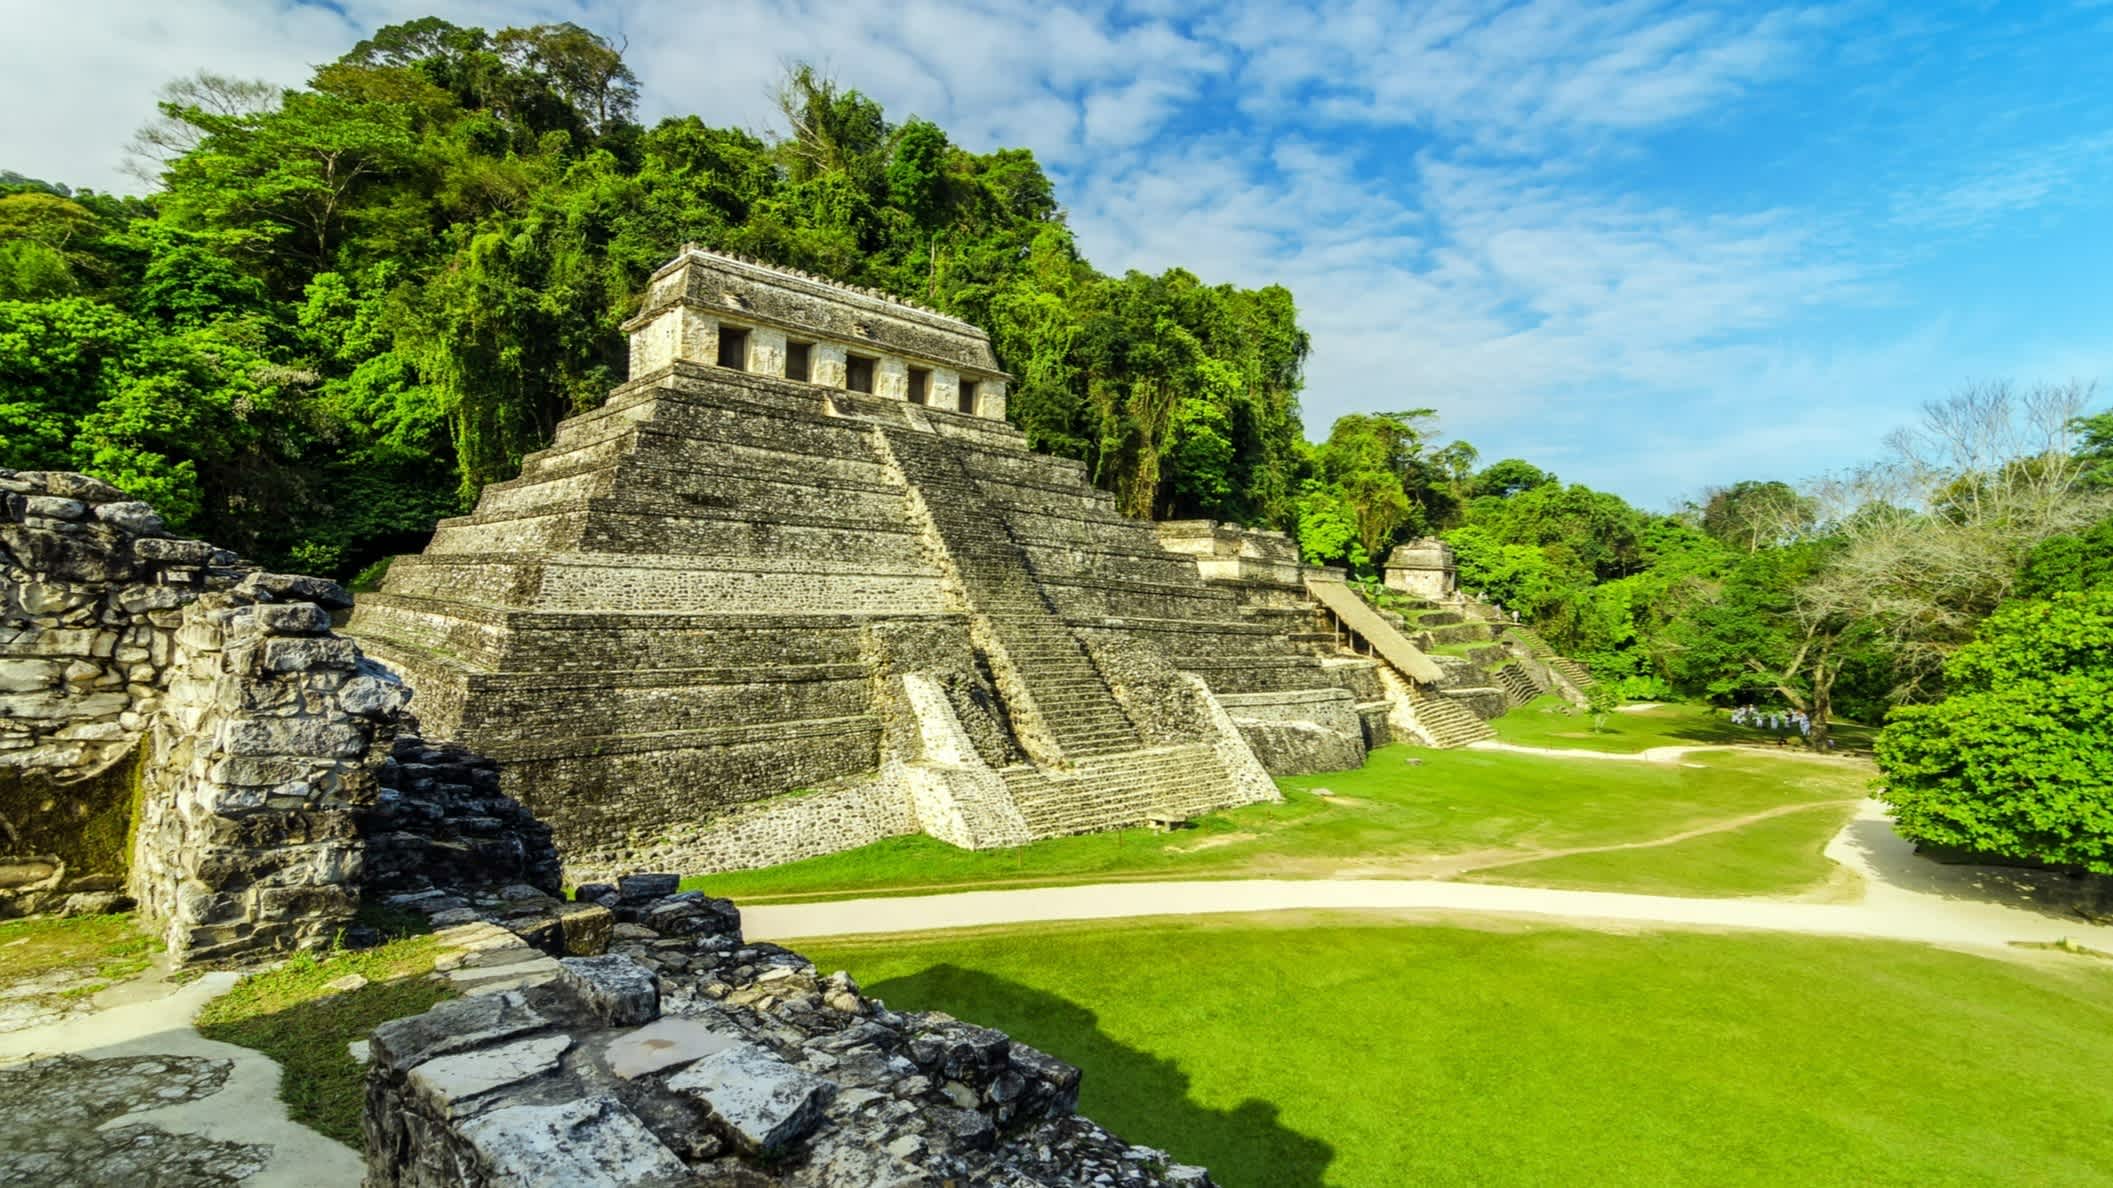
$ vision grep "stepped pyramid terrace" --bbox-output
[347,247,1579,876]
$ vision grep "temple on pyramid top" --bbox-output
[348,245,1558,883]
[623,246,1010,419]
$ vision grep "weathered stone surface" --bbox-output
[557,954,659,1026]
[364,875,1219,1187]
[668,1042,834,1154]
[409,1034,573,1112]
[601,1015,744,1079]
[615,872,679,903]
[94,500,165,535]
[0,1053,271,1188]
[368,991,550,1070]
[0,468,546,962]
[457,1097,690,1188]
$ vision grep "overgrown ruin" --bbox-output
[347,247,1575,877]
[1,248,1595,947]
[0,247,1614,1187]
[0,470,558,960]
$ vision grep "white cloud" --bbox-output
[2,0,2102,506]
[1891,132,2113,232]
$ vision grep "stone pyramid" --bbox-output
[349,248,1377,875]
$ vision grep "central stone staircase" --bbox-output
[878,427,1142,759]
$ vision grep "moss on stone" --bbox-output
[0,738,144,880]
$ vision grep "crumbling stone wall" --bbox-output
[361,734,562,901]
[364,875,1215,1187]
[127,577,411,960]
[2,468,555,963]
[2,470,244,919]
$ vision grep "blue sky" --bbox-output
[4,0,2110,508]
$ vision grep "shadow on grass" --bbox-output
[865,963,1333,1188]
[1834,814,2113,926]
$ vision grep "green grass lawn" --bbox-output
[804,916,2113,1188]
[0,912,155,996]
[691,734,1870,903]
[1463,800,1864,898]
[1496,697,1878,754]
[196,922,453,1145]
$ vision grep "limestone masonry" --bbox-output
[350,247,1404,875]
[0,469,557,962]
[365,877,1215,1187]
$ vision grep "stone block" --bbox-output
[258,636,360,672]
[409,1033,573,1114]
[601,1015,746,1079]
[556,902,614,956]
[456,1097,690,1188]
[94,500,164,534]
[133,537,216,565]
[237,571,354,609]
[666,1043,834,1155]
[615,872,679,903]
[19,471,128,502]
[254,602,332,635]
[222,717,368,758]
[371,990,551,1069]
[21,495,86,521]
[338,672,410,719]
[557,954,660,1026]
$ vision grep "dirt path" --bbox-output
[0,968,363,1187]
[1464,739,1835,764]
[1425,799,1861,881]
[743,800,2113,955]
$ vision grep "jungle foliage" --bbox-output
[0,21,1309,572]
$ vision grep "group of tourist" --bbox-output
[1731,704,1814,741]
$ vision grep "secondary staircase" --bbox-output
[879,428,1142,759]
[1407,684,1497,747]
[998,745,1241,836]
[1495,663,1541,707]
[1502,626,1597,690]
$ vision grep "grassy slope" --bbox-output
[0,912,154,995]
[1496,697,1879,754]
[196,930,453,1145]
[805,916,2113,1188]
[1463,801,1864,897]
[691,707,1871,902]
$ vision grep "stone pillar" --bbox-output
[748,328,787,378]
[932,368,961,410]
[130,586,409,963]
[626,307,715,378]
[812,343,848,389]
[977,380,1009,420]
[875,356,909,400]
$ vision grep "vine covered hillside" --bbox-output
[0,19,1309,576]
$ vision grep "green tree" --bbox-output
[1877,586,2113,872]
[1698,480,1814,552]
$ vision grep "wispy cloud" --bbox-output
[2,0,2106,504]
[1891,132,2113,231]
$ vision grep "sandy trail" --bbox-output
[1464,739,1845,764]
[0,968,364,1186]
[745,800,2113,954]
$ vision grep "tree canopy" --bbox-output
[0,18,1310,571]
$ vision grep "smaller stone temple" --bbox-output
[1383,538,1457,600]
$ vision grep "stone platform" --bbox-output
[350,248,1370,875]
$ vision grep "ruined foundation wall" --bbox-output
[363,874,1217,1187]
[2,469,553,962]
